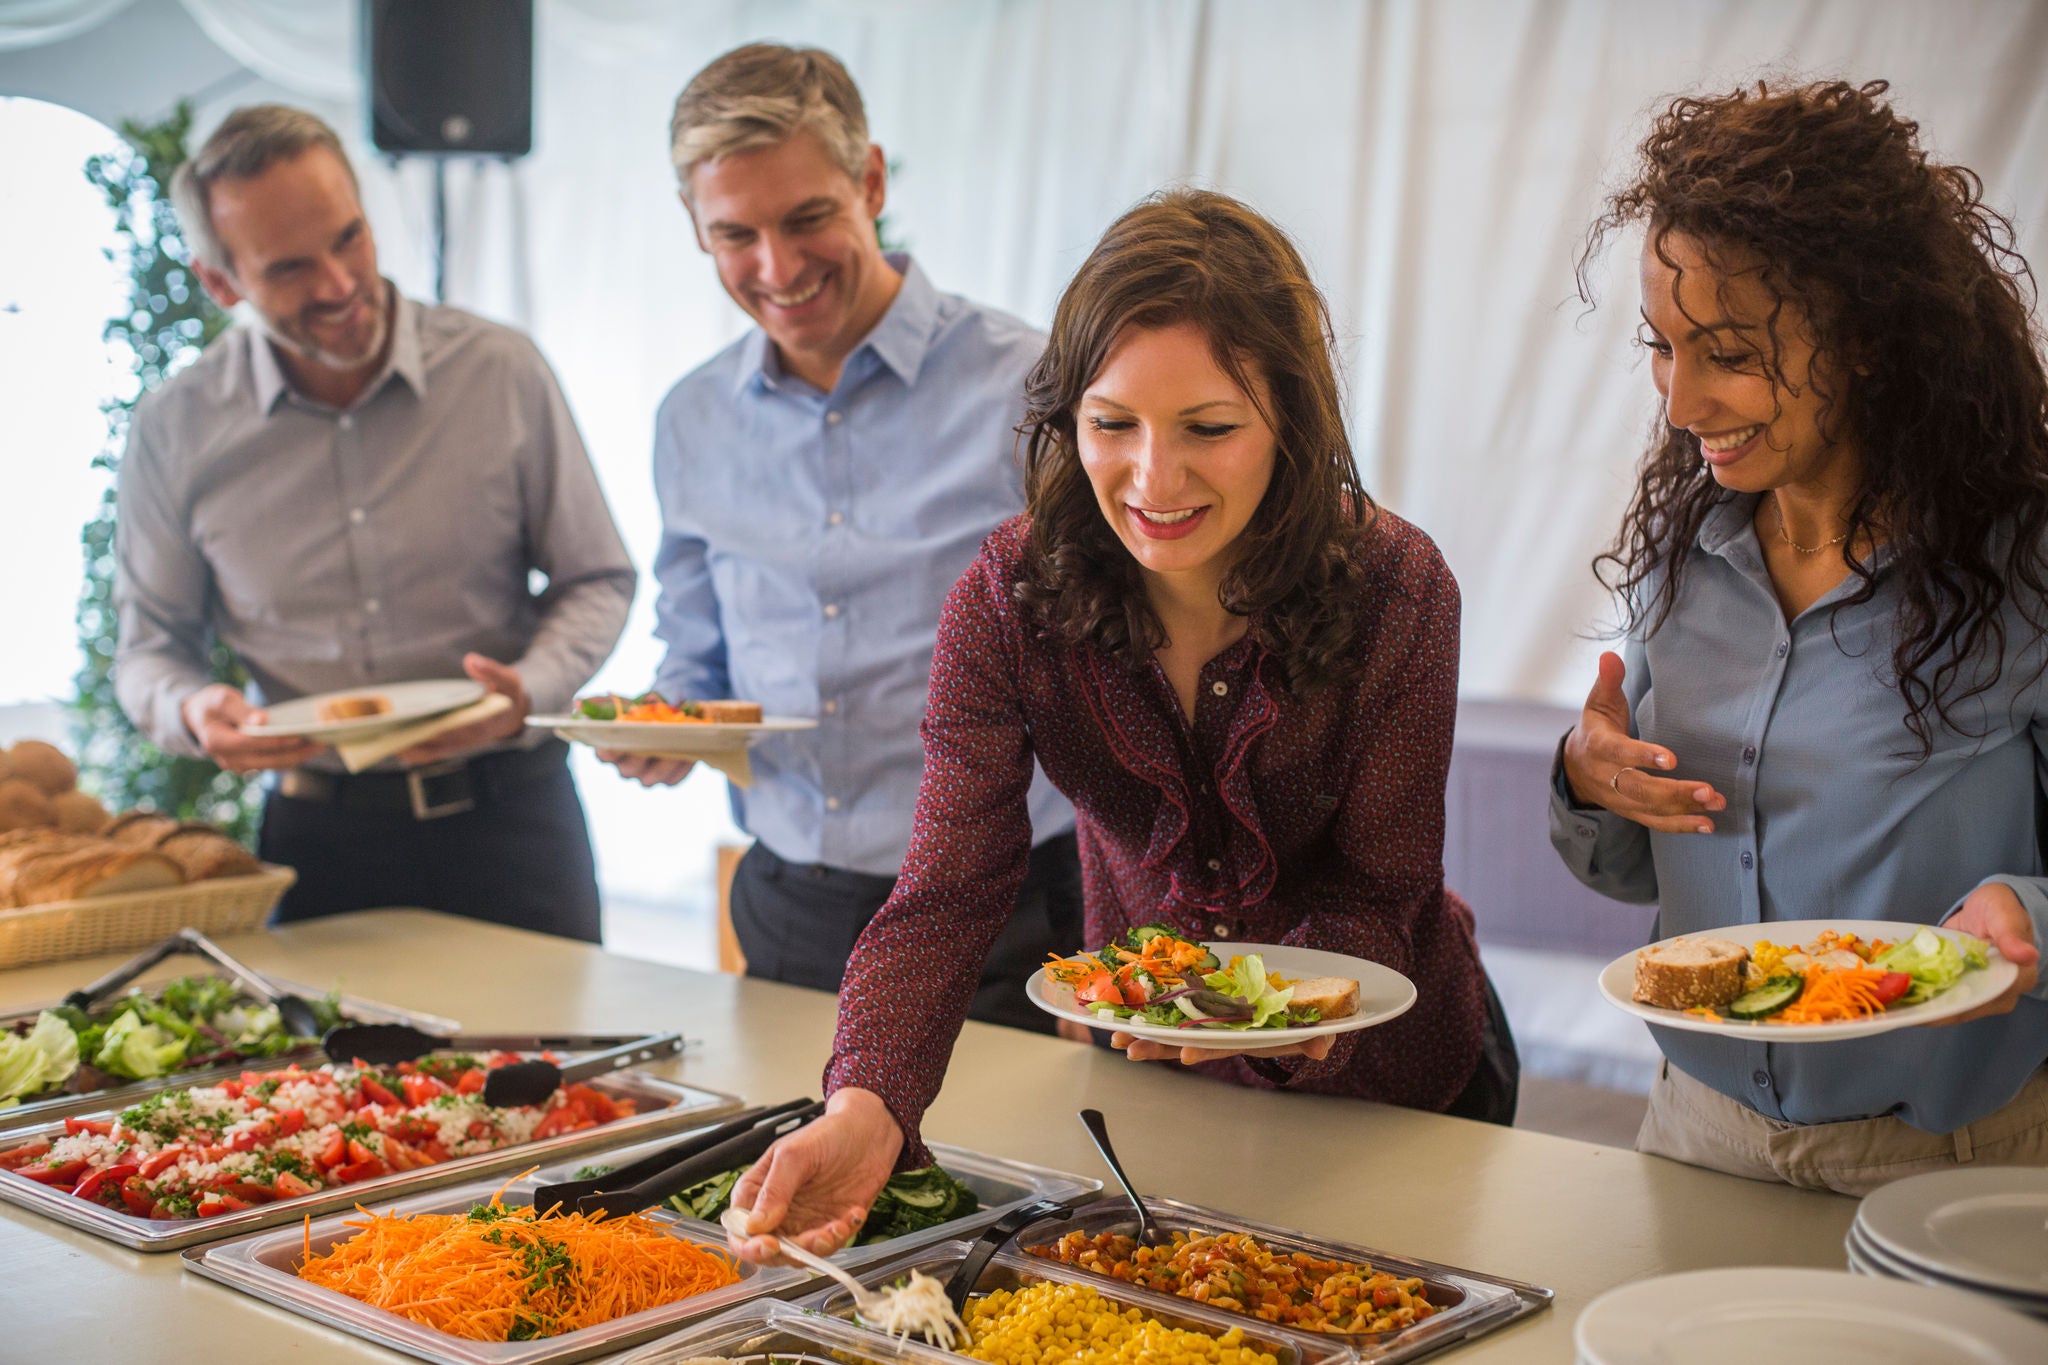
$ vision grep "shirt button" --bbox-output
[825,410,843,426]
[349,508,366,525]
[827,511,844,526]
[822,603,841,619]
[1206,858,1222,871]
[337,414,354,431]
[1775,640,1789,658]
[1741,851,1754,870]
[1742,745,1756,765]
[1212,924,1231,939]
[825,796,841,811]
[1210,681,1228,697]
[1577,826,1595,839]
[821,699,838,715]
[364,598,381,614]
[1752,1069,1770,1090]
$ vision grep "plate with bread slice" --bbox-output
[529,693,817,756]
[1030,926,1416,1049]
[1600,919,2017,1041]
[240,679,486,741]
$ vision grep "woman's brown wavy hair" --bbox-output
[1580,79,2048,756]
[1012,188,1374,694]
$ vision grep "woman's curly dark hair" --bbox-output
[1580,79,2048,755]
[1012,188,1374,695]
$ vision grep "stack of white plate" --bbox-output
[1847,1167,2048,1317]
[1576,1267,2048,1363]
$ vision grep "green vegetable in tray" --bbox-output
[0,1012,81,1107]
[93,1009,190,1079]
[667,1163,979,1245]
[1726,974,1804,1020]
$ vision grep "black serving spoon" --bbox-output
[1078,1107,1166,1246]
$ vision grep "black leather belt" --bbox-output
[273,742,562,821]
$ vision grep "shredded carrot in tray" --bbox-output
[298,1200,741,1341]
[1775,968,1889,1024]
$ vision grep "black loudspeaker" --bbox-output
[364,0,534,157]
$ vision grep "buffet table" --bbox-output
[0,909,1859,1360]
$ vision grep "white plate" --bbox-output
[1858,1168,2048,1299]
[528,714,818,755]
[1575,1267,2048,1364]
[1597,919,2017,1042]
[1025,940,1415,1050]
[241,678,485,741]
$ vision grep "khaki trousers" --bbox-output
[1637,1059,2048,1197]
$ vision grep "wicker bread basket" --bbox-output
[0,864,295,970]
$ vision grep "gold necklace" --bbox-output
[1772,495,1850,554]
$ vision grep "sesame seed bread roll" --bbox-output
[1633,936,1749,1010]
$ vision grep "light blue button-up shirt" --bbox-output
[1551,495,2048,1134]
[650,256,1073,875]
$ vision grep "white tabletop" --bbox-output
[0,909,1860,1360]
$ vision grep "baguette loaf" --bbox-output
[11,847,183,905]
[1633,937,1748,1010]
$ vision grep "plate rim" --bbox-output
[1596,918,2017,1042]
[1025,939,1416,1050]
[241,678,487,739]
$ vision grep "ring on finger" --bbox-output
[1609,765,1643,792]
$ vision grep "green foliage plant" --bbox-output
[72,102,258,841]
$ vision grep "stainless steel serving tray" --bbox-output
[619,1300,978,1365]
[181,1171,808,1365]
[0,1060,740,1252]
[800,1240,1362,1365]
[528,1136,1100,1274]
[1006,1196,1551,1362]
[0,972,461,1130]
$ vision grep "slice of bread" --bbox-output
[11,847,184,905]
[1289,976,1359,1019]
[106,811,180,847]
[698,700,763,724]
[1633,936,1749,1010]
[316,693,393,723]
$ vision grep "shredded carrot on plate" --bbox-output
[1775,968,1889,1024]
[298,1200,741,1341]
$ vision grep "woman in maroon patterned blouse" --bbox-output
[727,189,1516,1259]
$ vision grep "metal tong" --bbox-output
[62,928,323,1037]
[532,1097,824,1220]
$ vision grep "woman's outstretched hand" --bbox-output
[723,1088,904,1263]
[1563,651,1726,833]
[1935,883,2041,1024]
[1110,1031,1335,1066]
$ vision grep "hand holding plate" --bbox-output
[398,653,528,764]
[1111,1030,1337,1066]
[186,684,325,772]
[1562,651,1724,833]
[1932,883,2039,1025]
[597,750,698,786]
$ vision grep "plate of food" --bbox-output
[242,679,485,741]
[1026,924,1415,1049]
[1599,920,2017,1041]
[529,693,818,755]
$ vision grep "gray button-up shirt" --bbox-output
[113,292,634,763]
[1551,495,2048,1134]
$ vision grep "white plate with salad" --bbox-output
[1599,919,2016,1042]
[1028,925,1416,1049]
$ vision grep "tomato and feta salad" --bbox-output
[0,1053,634,1220]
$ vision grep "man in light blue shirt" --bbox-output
[603,43,1079,1028]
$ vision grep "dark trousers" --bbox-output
[730,831,1084,1033]
[258,740,602,943]
[1443,970,1520,1126]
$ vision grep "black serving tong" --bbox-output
[540,1097,826,1221]
[942,1197,1078,1314]
[322,1029,689,1109]
[62,928,324,1038]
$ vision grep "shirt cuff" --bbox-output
[1945,875,2048,1004]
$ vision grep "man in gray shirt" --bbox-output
[113,105,633,941]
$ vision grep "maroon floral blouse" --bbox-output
[825,513,1486,1165]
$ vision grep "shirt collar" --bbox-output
[731,253,938,399]
[249,283,423,415]
[1695,491,1898,575]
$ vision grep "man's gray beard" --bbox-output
[255,295,389,372]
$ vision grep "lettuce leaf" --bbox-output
[0,1012,82,1106]
[92,1009,189,1080]
[1194,955,1296,1029]
[1873,926,1987,1006]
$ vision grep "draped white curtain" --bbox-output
[13,0,2048,703]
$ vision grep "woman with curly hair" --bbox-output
[724,188,1515,1256]
[1553,79,2048,1192]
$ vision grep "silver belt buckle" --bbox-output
[406,758,476,820]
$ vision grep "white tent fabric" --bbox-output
[11,0,2048,707]
[0,0,135,50]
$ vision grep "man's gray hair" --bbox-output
[669,43,870,202]
[170,104,356,274]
